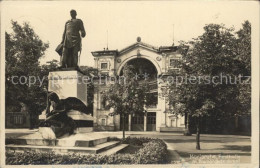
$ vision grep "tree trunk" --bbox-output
[122,114,125,140]
[196,117,201,150]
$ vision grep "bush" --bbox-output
[135,140,168,164]
[6,137,168,165]
[108,136,155,146]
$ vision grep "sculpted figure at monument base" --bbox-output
[39,92,90,139]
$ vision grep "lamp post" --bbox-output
[184,113,192,136]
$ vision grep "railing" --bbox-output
[5,112,30,128]
[7,112,25,125]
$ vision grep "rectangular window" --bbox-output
[101,95,109,110]
[101,118,106,126]
[132,114,144,124]
[101,97,106,109]
[101,63,108,70]
[147,113,156,124]
[169,58,181,68]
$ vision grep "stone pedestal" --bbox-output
[39,70,92,134]
[67,110,94,133]
[38,127,58,139]
[48,70,88,105]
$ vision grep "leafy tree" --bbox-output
[235,21,251,116]
[40,59,60,89]
[6,20,49,128]
[38,59,60,115]
[104,65,150,139]
[168,22,251,150]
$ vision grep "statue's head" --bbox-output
[70,9,77,18]
[48,92,60,103]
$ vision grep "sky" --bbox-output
[2,1,259,67]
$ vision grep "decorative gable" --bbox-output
[119,41,159,56]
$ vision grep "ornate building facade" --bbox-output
[91,38,186,132]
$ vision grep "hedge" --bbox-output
[6,137,168,165]
[108,136,154,146]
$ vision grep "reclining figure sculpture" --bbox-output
[39,92,90,138]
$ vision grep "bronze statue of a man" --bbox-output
[60,9,86,68]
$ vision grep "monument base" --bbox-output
[38,110,93,135]
[6,132,129,155]
[48,70,88,106]
[67,110,94,133]
[38,127,56,139]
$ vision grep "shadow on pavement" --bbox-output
[215,145,251,152]
[164,138,248,144]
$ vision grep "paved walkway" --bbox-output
[96,131,251,163]
[5,129,251,164]
[124,132,251,164]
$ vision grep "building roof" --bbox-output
[119,41,159,55]
[91,50,118,57]
[91,37,185,57]
[158,46,178,53]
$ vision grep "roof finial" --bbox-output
[137,36,141,42]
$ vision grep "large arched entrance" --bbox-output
[119,58,158,131]
[117,55,162,76]
[119,58,157,78]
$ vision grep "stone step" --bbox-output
[6,141,120,155]
[57,137,107,147]
[6,132,108,147]
[99,144,129,155]
[160,127,185,132]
